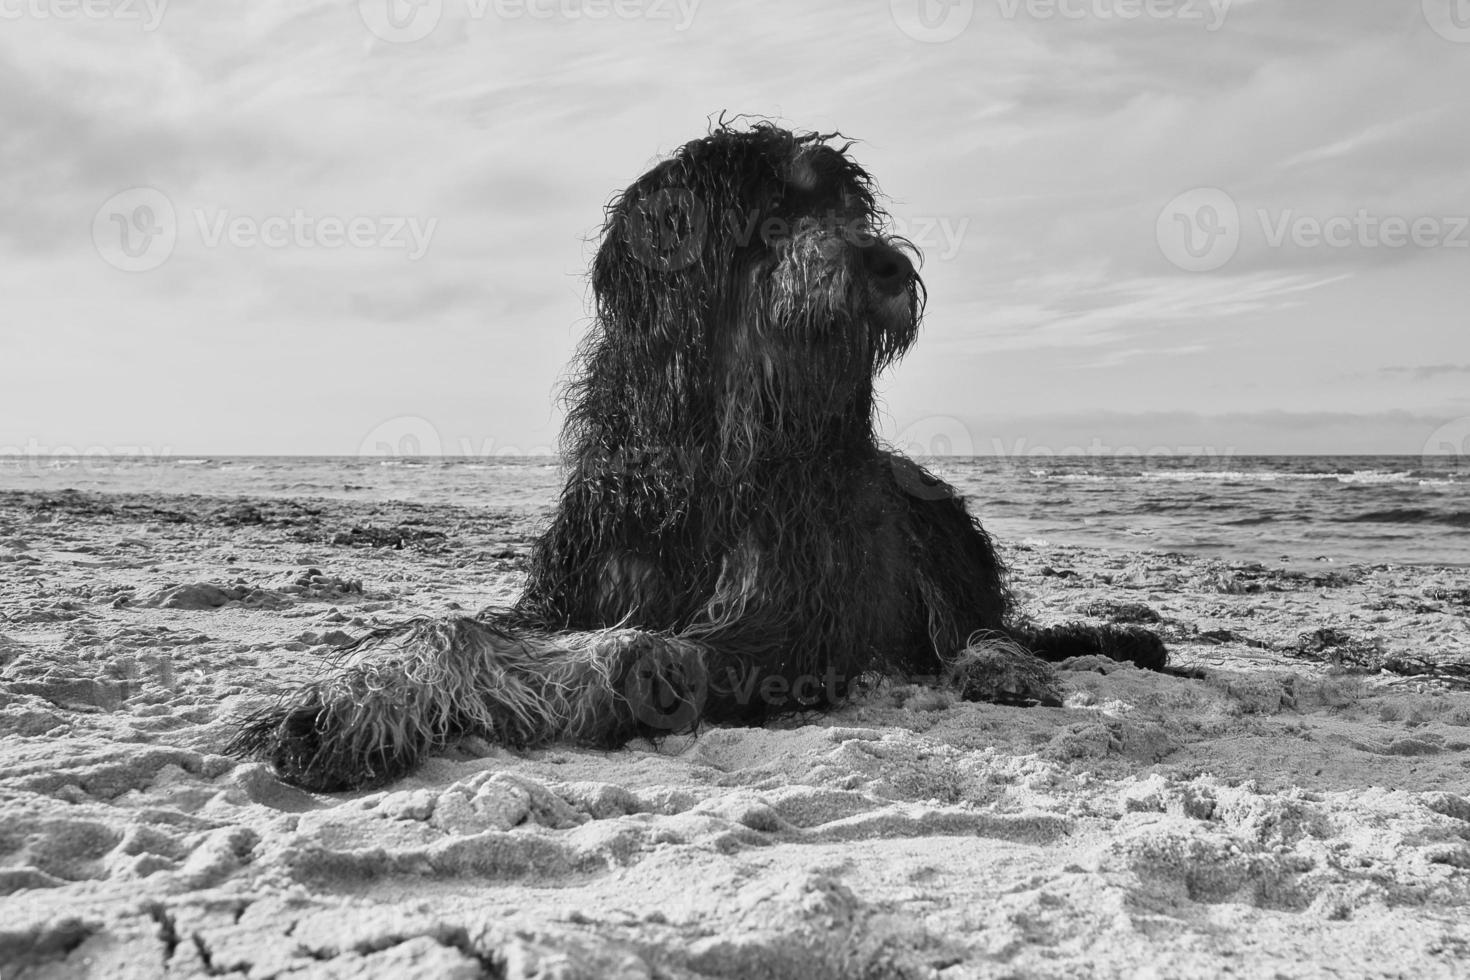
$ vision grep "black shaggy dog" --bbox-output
[230,122,1166,792]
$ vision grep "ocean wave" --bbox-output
[1141,470,1282,482]
[5,455,1468,565]
[1035,469,1447,486]
[1340,509,1470,528]
[1338,470,1415,484]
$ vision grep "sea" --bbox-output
[2,454,1468,568]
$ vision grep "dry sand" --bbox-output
[1,488,1468,979]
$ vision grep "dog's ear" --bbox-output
[606,183,710,280]
[788,144,843,195]
[787,140,875,212]
[592,141,762,346]
[592,177,714,354]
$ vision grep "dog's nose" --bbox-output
[860,241,914,295]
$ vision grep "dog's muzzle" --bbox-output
[859,240,915,297]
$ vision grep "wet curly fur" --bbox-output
[229,122,1167,792]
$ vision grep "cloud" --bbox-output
[891,0,1470,354]
[1379,364,1470,381]
[929,270,1350,355]
[0,0,1465,452]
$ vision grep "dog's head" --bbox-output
[583,123,924,459]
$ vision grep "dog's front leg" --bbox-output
[227,618,708,792]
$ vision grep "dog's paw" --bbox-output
[1016,623,1169,671]
[226,694,423,793]
[947,640,1063,707]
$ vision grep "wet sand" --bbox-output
[1,489,1468,979]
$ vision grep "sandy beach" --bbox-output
[2,487,1468,979]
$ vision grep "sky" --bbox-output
[2,0,1468,458]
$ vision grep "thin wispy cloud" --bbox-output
[1380,364,1470,381]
